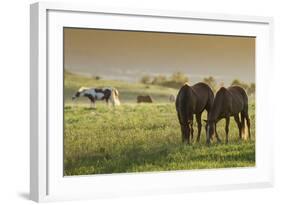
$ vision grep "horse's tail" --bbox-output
[110,88,120,106]
[241,115,249,140]
[241,88,251,140]
[241,105,250,140]
[113,88,119,97]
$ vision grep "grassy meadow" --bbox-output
[64,72,255,176]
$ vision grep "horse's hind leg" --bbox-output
[234,114,242,140]
[215,123,221,143]
[225,116,230,144]
[190,120,194,141]
[196,113,202,142]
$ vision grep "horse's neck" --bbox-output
[209,94,224,121]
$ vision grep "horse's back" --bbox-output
[192,82,214,112]
[192,83,213,98]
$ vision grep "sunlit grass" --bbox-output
[64,103,255,176]
[64,72,255,176]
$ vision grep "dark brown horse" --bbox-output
[137,95,153,103]
[176,83,214,144]
[205,86,251,144]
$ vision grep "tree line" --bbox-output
[140,72,255,96]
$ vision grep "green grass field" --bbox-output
[64,72,255,176]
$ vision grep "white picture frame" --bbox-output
[30,2,274,202]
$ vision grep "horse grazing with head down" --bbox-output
[176,83,214,144]
[137,95,153,103]
[205,86,251,145]
[72,87,120,107]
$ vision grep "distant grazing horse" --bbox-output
[176,83,214,144]
[169,94,176,103]
[72,87,120,107]
[137,95,153,103]
[205,86,250,144]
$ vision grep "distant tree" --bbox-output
[140,75,151,84]
[231,79,249,91]
[152,75,167,84]
[170,72,189,83]
[95,76,101,80]
[247,83,255,96]
[140,72,189,89]
[231,79,256,96]
[203,76,217,91]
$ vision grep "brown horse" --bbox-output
[137,95,153,103]
[205,86,251,144]
[176,83,214,144]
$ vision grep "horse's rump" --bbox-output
[228,86,250,140]
[227,86,248,113]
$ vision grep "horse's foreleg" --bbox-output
[234,114,242,140]
[181,125,190,144]
[196,113,202,143]
[225,117,230,144]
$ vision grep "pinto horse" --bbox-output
[72,87,120,107]
[175,83,214,144]
[205,86,251,144]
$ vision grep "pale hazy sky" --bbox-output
[64,28,255,85]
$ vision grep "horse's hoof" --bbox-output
[182,140,190,145]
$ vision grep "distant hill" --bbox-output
[64,71,178,103]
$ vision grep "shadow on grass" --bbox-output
[83,107,97,111]
[64,141,255,176]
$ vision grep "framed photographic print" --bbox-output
[30,2,274,202]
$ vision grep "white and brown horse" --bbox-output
[72,87,120,107]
